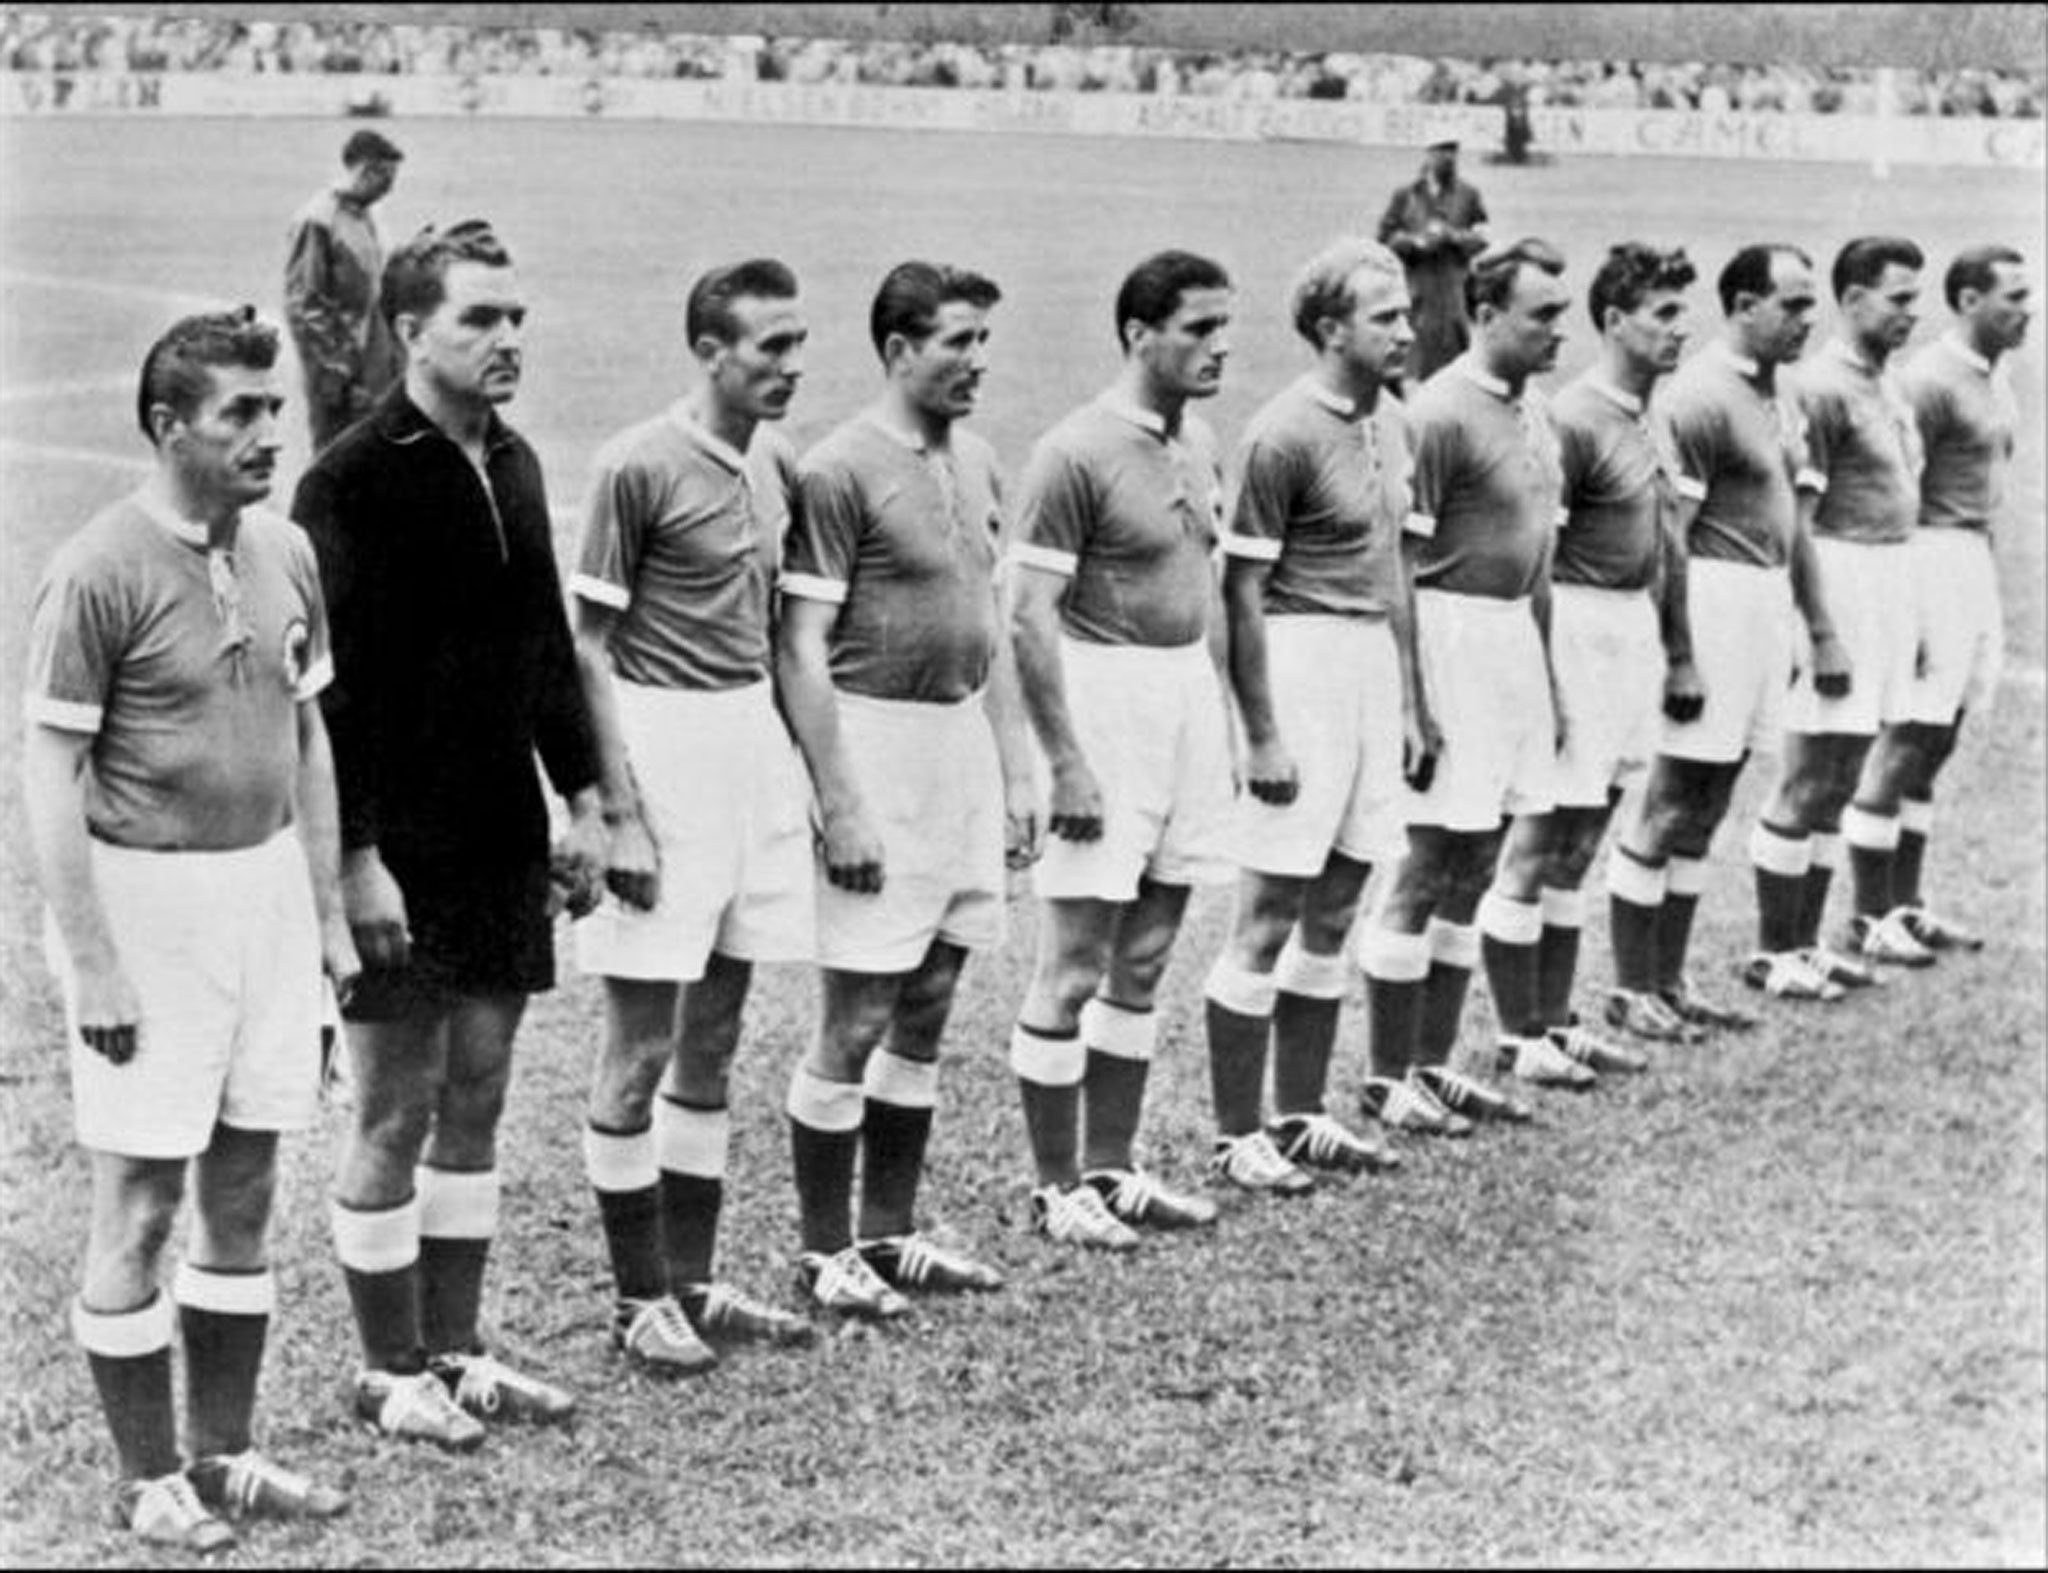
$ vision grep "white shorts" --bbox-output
[1033,637,1237,901]
[1905,528,2004,724]
[1661,559,1795,764]
[815,690,1005,974]
[1550,584,1663,808]
[575,679,812,982]
[1229,615,1405,875]
[1785,536,1917,736]
[47,829,322,1159]
[1408,590,1556,831]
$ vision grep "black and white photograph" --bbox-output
[0,3,2042,1564]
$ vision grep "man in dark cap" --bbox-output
[285,129,405,451]
[1377,135,1491,383]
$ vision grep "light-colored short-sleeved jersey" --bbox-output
[1900,334,2019,534]
[1658,341,1822,569]
[783,409,1003,704]
[1795,339,1922,545]
[1011,394,1223,647]
[25,492,331,851]
[1220,375,1409,618]
[569,403,796,691]
[1550,371,1674,591]
[1404,356,1563,601]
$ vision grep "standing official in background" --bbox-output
[25,309,355,1550]
[284,129,405,452]
[295,219,607,1451]
[1377,136,1490,383]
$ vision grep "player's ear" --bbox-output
[880,329,918,375]
[689,330,727,369]
[146,402,184,448]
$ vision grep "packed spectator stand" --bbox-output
[2,13,2041,120]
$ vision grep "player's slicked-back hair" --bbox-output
[1588,243,1697,329]
[868,261,1002,361]
[1114,250,1232,351]
[1465,238,1566,317]
[382,218,512,328]
[1717,243,1813,315]
[1943,244,2025,311]
[686,258,800,348]
[1290,238,1405,349]
[135,304,279,442]
[1831,235,1925,301]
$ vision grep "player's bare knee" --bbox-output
[1020,970,1096,1037]
[1291,905,1356,958]
[352,1085,436,1167]
[814,974,898,1079]
[438,1061,512,1144]
[189,1178,275,1269]
[1106,924,1183,1005]
[1226,909,1296,974]
[1380,854,1449,927]
[890,982,957,1050]
[587,1039,669,1130]
[88,1185,182,1290]
[1546,840,1598,893]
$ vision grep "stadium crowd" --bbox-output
[2,12,2042,119]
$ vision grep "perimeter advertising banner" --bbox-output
[4,68,2041,170]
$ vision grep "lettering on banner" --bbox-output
[0,67,2036,167]
[969,91,1075,133]
[1985,119,2046,167]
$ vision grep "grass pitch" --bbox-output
[1,115,2043,1566]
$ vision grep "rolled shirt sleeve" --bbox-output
[783,459,863,604]
[1008,440,1091,577]
[23,551,112,734]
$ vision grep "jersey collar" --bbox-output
[134,487,214,549]
[376,386,519,457]
[1940,332,1993,375]
[1825,337,1882,377]
[1303,376,1370,422]
[668,400,750,475]
[862,405,936,454]
[1582,372,1644,415]
[1450,355,1515,401]
[1709,340,1765,382]
[1097,391,1178,440]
